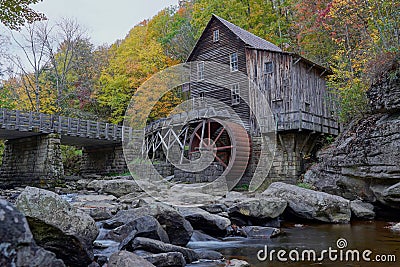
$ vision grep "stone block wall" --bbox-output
[81,145,128,175]
[173,163,224,183]
[0,134,64,188]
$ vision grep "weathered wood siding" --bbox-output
[245,48,338,134]
[188,18,251,130]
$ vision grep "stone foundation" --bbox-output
[81,145,128,176]
[0,134,64,188]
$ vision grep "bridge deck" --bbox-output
[0,109,132,147]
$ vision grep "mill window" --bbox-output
[213,29,220,42]
[197,61,204,81]
[231,83,240,105]
[264,62,273,74]
[230,53,238,72]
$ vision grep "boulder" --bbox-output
[389,223,400,232]
[87,179,143,197]
[131,237,199,263]
[104,203,193,246]
[240,226,281,238]
[16,187,99,266]
[108,250,155,267]
[350,200,375,220]
[190,230,221,242]
[228,198,287,220]
[114,216,169,247]
[0,199,65,267]
[200,203,228,214]
[226,259,250,267]
[143,252,186,267]
[262,182,351,223]
[177,207,231,236]
[196,250,224,260]
[68,194,119,221]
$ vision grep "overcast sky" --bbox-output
[34,0,179,45]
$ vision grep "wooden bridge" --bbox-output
[0,108,133,188]
[0,108,133,147]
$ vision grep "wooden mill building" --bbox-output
[144,15,339,186]
[185,15,339,184]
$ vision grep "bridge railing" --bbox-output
[0,108,132,142]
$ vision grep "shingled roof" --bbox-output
[213,15,282,52]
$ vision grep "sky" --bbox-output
[34,0,179,45]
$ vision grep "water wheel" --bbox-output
[188,118,250,188]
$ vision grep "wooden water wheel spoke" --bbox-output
[214,154,228,168]
[212,128,225,146]
[214,145,233,151]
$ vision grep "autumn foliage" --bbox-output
[0,0,399,124]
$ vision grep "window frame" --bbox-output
[197,61,205,81]
[213,29,220,42]
[230,53,239,72]
[264,61,273,74]
[231,83,240,105]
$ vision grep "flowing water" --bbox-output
[187,221,400,267]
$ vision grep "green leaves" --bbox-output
[0,0,46,30]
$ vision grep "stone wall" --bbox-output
[0,134,64,188]
[173,163,224,183]
[81,145,128,176]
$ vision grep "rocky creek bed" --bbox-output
[1,175,400,267]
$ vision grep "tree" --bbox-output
[0,0,46,30]
[97,21,176,124]
[8,22,51,112]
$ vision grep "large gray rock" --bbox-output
[104,203,193,246]
[262,182,351,223]
[241,226,281,238]
[350,200,375,220]
[107,215,169,243]
[143,252,186,267]
[226,259,250,267]
[16,187,99,267]
[117,216,169,249]
[0,199,65,267]
[304,72,400,208]
[87,179,143,197]
[177,207,231,236]
[131,237,199,263]
[108,250,155,267]
[228,198,287,220]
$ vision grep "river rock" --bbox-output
[389,223,400,232]
[15,187,99,266]
[240,226,281,238]
[196,250,224,260]
[228,198,287,220]
[143,252,186,267]
[108,250,155,267]
[0,199,65,267]
[226,259,250,267]
[262,182,351,223]
[68,194,119,221]
[116,216,170,248]
[190,230,221,242]
[104,203,193,246]
[131,237,199,263]
[350,200,375,219]
[177,207,231,236]
[200,203,228,214]
[87,179,143,197]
